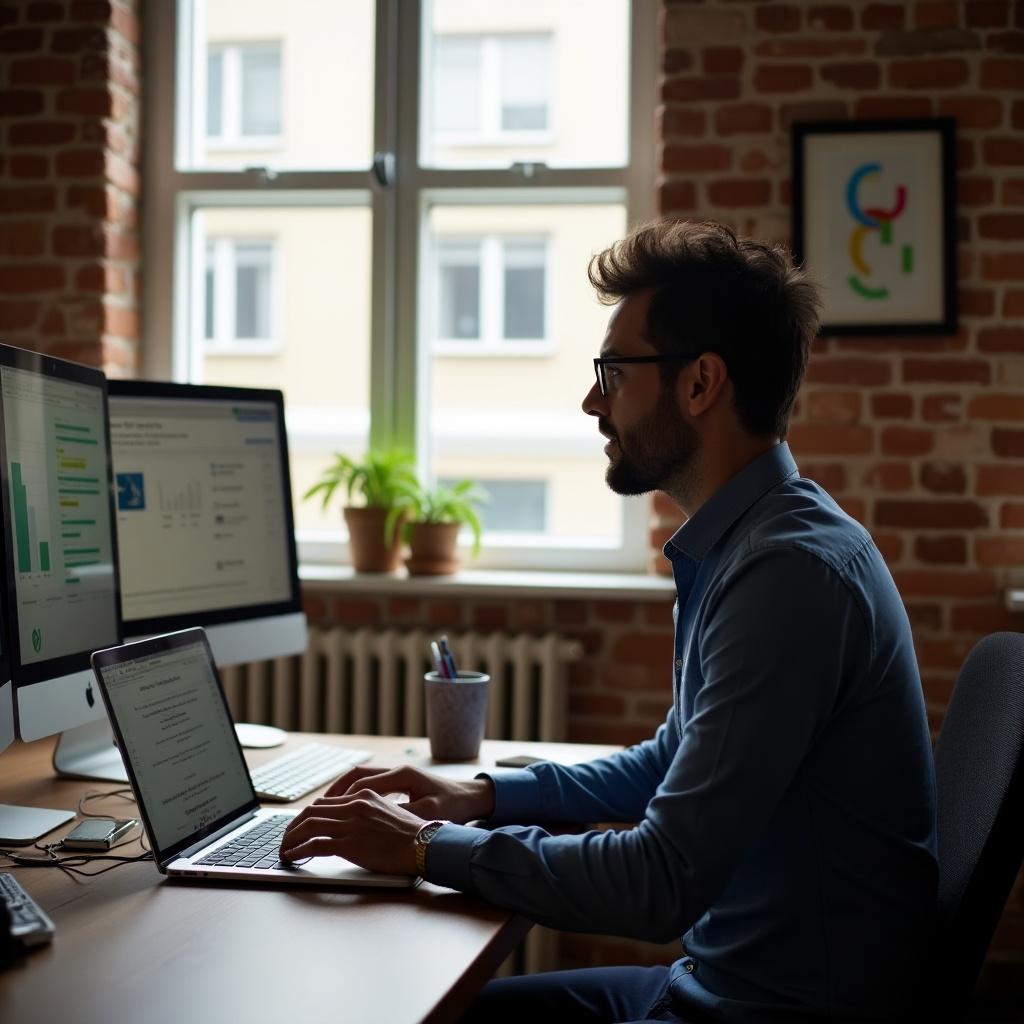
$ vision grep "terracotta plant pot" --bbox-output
[404,521,460,576]
[344,506,405,574]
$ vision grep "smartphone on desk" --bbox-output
[61,818,137,850]
[493,755,545,769]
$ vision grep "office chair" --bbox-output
[929,631,1024,1021]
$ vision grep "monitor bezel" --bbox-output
[107,379,302,636]
[0,343,123,688]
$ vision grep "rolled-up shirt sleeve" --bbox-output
[422,547,866,943]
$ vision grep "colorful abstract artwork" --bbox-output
[792,119,956,336]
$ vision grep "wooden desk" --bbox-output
[0,733,617,1024]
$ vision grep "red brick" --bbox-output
[702,47,743,75]
[26,2,64,21]
[801,463,847,491]
[570,722,652,747]
[808,6,855,30]
[915,536,967,564]
[755,38,866,59]
[882,427,934,456]
[426,600,464,628]
[658,181,696,213]
[643,602,673,628]
[8,121,75,146]
[982,252,1024,280]
[0,221,46,257]
[981,57,1024,89]
[938,96,1004,129]
[957,177,995,207]
[55,148,105,177]
[984,138,1024,166]
[916,637,979,671]
[10,154,47,179]
[756,4,801,31]
[0,265,65,294]
[1004,290,1024,316]
[706,180,771,207]
[890,59,969,89]
[0,301,41,330]
[787,424,873,456]
[993,429,1024,457]
[854,97,933,119]
[950,602,1024,633]
[778,101,848,130]
[922,394,961,422]
[754,65,814,92]
[862,4,905,29]
[662,49,694,75]
[569,694,627,718]
[978,327,1024,352]
[921,461,967,493]
[661,107,706,138]
[10,57,76,86]
[103,304,138,338]
[977,465,1024,495]
[0,28,45,52]
[70,0,112,20]
[907,605,944,631]
[39,308,65,336]
[53,224,104,257]
[662,144,731,173]
[662,77,740,103]
[1005,180,1024,205]
[915,2,958,28]
[56,87,112,117]
[806,358,892,386]
[903,358,991,384]
[511,600,549,632]
[554,601,588,627]
[968,394,1024,420]
[821,63,880,89]
[872,531,904,564]
[807,389,862,425]
[1002,503,1024,528]
[384,597,420,622]
[595,602,636,625]
[714,104,772,136]
[611,632,673,669]
[993,32,1024,54]
[471,605,508,631]
[876,501,988,528]
[871,393,913,419]
[863,462,913,491]
[967,1,1010,27]
[0,90,46,117]
[110,3,139,45]
[958,288,995,317]
[976,537,1024,565]
[895,570,996,598]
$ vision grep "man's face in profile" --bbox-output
[583,291,700,497]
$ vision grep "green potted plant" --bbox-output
[303,448,417,573]
[388,479,488,577]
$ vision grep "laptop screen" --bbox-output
[95,633,257,858]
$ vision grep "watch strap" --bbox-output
[414,819,448,876]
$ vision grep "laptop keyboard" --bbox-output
[249,743,372,803]
[195,814,295,871]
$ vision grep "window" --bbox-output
[146,0,655,570]
[205,42,282,149]
[433,34,551,143]
[204,238,276,349]
[435,236,547,349]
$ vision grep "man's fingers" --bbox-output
[279,836,348,862]
[323,765,389,797]
[280,814,351,856]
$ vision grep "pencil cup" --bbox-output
[424,670,490,761]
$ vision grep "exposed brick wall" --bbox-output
[0,0,141,376]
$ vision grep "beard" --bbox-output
[602,389,700,497]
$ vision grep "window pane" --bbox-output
[240,48,281,136]
[434,36,481,133]
[425,0,630,168]
[206,49,223,136]
[427,201,627,545]
[441,478,547,532]
[203,245,215,338]
[438,242,481,340]
[190,205,372,534]
[187,0,375,170]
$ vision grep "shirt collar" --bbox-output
[664,442,799,562]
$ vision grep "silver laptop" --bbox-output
[90,627,417,889]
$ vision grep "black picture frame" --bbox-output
[791,118,957,336]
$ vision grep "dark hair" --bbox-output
[588,220,820,438]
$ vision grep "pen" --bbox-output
[430,640,449,679]
[438,635,458,679]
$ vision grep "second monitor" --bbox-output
[107,381,306,667]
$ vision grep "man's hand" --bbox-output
[279,790,425,874]
[323,764,496,824]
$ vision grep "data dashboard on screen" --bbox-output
[106,384,299,636]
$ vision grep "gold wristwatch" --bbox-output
[414,819,448,876]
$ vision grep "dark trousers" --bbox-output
[459,966,693,1024]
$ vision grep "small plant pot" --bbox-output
[404,521,460,576]
[344,506,405,574]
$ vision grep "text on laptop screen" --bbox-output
[1,365,119,665]
[98,641,253,852]
[108,397,291,622]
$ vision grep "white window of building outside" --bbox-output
[144,0,656,571]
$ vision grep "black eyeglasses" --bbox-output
[593,355,694,397]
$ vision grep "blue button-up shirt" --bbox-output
[430,443,937,1021]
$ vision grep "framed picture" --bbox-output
[791,118,957,335]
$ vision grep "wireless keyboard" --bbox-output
[249,743,372,802]
[1,872,55,949]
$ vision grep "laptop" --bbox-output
[90,627,417,889]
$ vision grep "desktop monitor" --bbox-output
[106,381,306,670]
[0,344,125,784]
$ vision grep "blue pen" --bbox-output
[439,635,458,679]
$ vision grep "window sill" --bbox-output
[299,564,675,602]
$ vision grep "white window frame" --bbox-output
[204,41,283,152]
[433,233,552,355]
[202,235,281,355]
[143,0,657,573]
[432,33,554,149]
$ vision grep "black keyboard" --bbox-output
[194,814,294,871]
[1,872,55,948]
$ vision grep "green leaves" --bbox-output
[302,448,418,511]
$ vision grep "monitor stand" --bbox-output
[52,718,128,783]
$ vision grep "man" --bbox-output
[280,221,937,1022]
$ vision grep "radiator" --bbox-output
[221,626,582,976]
[220,627,581,742]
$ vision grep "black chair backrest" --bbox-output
[932,631,1024,1018]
